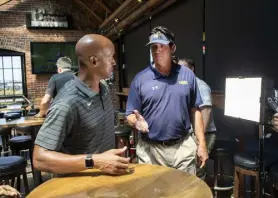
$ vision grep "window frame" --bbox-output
[0,50,27,100]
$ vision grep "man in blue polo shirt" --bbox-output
[126,26,208,174]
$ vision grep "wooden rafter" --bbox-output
[96,0,111,14]
[73,0,102,23]
[116,0,123,5]
[71,0,97,28]
[0,0,11,6]
[99,0,133,29]
[106,0,161,37]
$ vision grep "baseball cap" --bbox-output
[56,57,72,70]
[146,31,171,46]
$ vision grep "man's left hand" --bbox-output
[197,145,208,168]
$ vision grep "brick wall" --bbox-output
[0,0,119,108]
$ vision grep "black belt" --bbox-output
[141,136,185,146]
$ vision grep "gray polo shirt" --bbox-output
[196,77,216,132]
[35,76,115,154]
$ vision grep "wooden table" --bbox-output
[27,164,212,198]
[0,116,45,128]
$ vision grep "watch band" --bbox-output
[85,154,94,169]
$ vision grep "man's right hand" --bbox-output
[134,110,149,133]
[93,147,130,175]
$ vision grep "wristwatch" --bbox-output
[85,154,94,169]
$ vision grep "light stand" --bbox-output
[224,77,272,198]
[259,124,265,197]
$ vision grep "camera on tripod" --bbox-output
[266,89,278,113]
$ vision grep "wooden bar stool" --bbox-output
[270,164,278,198]
[233,150,277,198]
[210,140,236,198]
[0,156,29,195]
[8,136,34,180]
[0,127,12,154]
[115,125,132,157]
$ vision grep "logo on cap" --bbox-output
[146,31,170,46]
[152,32,162,39]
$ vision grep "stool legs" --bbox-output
[214,154,219,197]
[254,174,259,198]
[234,167,240,198]
[271,182,278,198]
[233,166,259,198]
[11,148,34,187]
[22,171,29,194]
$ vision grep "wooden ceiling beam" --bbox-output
[0,0,11,6]
[73,0,102,23]
[105,0,161,38]
[99,0,134,29]
[96,0,111,14]
[71,0,97,28]
[116,0,123,5]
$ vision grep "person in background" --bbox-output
[33,34,130,175]
[35,57,75,118]
[126,26,208,175]
[178,57,216,179]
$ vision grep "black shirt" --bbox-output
[45,71,75,98]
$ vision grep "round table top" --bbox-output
[27,164,212,198]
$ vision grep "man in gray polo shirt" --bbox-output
[179,57,216,179]
[33,34,130,175]
[36,57,75,117]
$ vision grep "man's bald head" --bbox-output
[75,34,113,59]
[75,34,116,80]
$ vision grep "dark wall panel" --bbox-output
[206,0,278,91]
[124,22,150,85]
[206,0,278,141]
[124,0,204,85]
[151,0,203,78]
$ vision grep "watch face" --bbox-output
[86,155,94,168]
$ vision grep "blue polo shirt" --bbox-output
[126,63,202,141]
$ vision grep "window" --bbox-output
[0,56,25,97]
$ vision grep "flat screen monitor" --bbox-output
[224,77,262,123]
[30,42,78,74]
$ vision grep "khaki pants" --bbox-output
[136,134,197,175]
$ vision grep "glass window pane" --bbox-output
[0,69,3,97]
[3,69,13,96]
[0,69,3,83]
[4,69,13,83]
[5,85,14,96]
[12,56,21,69]
[13,69,22,83]
[3,56,12,68]
[14,83,23,95]
[0,57,2,68]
